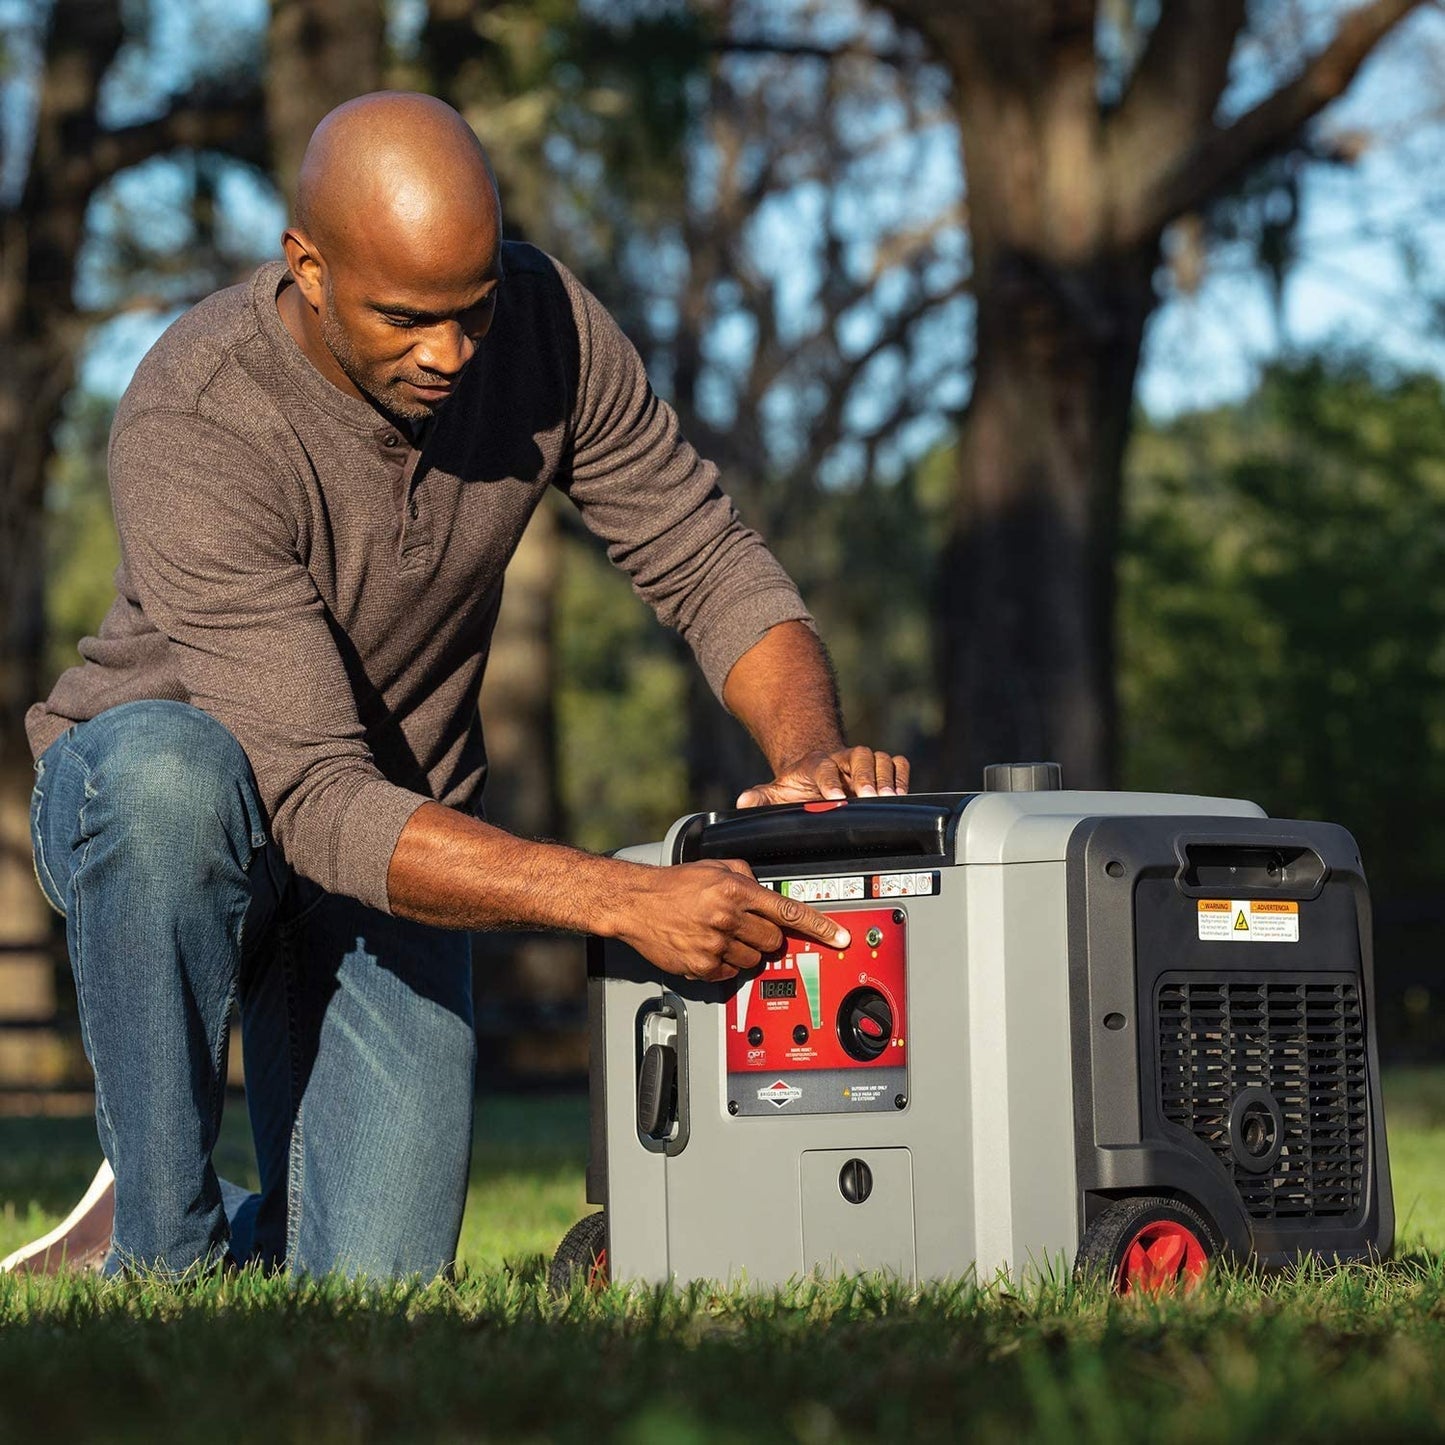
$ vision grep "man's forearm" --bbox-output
[386,801,634,934]
[384,799,850,982]
[724,620,910,805]
[721,621,845,774]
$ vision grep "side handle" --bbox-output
[1174,837,1328,900]
[636,994,690,1156]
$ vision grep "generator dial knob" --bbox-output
[838,987,893,1062]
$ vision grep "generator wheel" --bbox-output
[547,1211,609,1297]
[1076,1196,1218,1296]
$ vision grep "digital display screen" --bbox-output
[760,979,797,1000]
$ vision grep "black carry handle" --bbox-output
[1174,838,1329,900]
[676,799,954,866]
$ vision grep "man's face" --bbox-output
[316,241,503,425]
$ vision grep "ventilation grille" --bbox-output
[1157,978,1368,1220]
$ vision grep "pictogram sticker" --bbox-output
[779,876,864,902]
[871,871,939,898]
[1198,899,1300,943]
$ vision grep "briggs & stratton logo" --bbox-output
[758,1079,803,1108]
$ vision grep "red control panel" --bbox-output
[726,907,908,1075]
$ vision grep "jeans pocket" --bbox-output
[237,777,271,872]
[29,756,65,917]
[276,875,331,935]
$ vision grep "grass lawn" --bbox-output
[1,1074,1445,1441]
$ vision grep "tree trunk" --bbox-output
[0,0,127,1090]
[881,0,1419,789]
[474,496,584,1084]
[905,10,1163,789]
[265,0,387,200]
[478,499,565,843]
[938,242,1156,788]
[0,0,124,771]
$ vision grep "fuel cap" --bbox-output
[983,761,1063,792]
[838,1158,873,1204]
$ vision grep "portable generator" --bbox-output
[553,765,1392,1294]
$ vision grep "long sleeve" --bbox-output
[554,265,814,700]
[108,411,425,910]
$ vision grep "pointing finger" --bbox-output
[759,888,850,949]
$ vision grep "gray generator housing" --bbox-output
[586,787,1392,1286]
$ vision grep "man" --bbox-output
[11,93,908,1279]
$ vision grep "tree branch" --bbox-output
[806,278,971,452]
[865,204,968,287]
[76,95,268,197]
[1107,0,1246,181]
[1113,1,1245,126]
[1124,0,1429,244]
[711,37,916,69]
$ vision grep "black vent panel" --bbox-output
[1157,977,1368,1220]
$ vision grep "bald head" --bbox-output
[279,92,506,426]
[294,92,501,272]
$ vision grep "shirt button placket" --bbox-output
[387,430,429,565]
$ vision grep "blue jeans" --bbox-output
[29,701,475,1278]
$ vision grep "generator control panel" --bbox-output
[725,905,909,1117]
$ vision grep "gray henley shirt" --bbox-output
[27,244,812,912]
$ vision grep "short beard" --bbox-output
[319,284,430,426]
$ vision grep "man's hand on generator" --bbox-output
[736,745,911,808]
[385,803,847,983]
[617,857,849,983]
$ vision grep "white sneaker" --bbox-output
[1,1160,115,1274]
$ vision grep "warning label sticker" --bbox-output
[1197,898,1300,943]
[871,871,939,898]
[779,876,865,903]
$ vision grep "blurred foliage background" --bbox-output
[3,0,1445,1091]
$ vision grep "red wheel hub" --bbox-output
[1117,1220,1208,1295]
[586,1248,609,1291]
